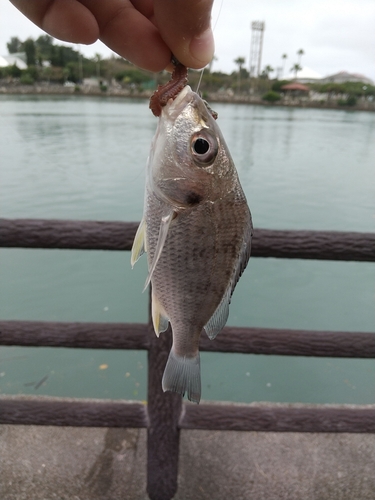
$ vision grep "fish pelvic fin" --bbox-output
[151,291,169,337]
[143,209,174,292]
[162,348,201,404]
[131,218,146,267]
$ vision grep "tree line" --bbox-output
[2,35,152,87]
[2,36,374,101]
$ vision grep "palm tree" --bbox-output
[281,54,288,78]
[262,65,274,79]
[234,57,245,92]
[291,63,302,79]
[297,49,304,67]
[94,53,101,79]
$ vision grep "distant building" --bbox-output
[281,83,310,92]
[280,82,310,100]
[320,71,373,85]
[0,53,27,70]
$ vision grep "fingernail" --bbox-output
[189,28,215,67]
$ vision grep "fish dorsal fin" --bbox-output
[204,218,252,340]
[151,291,169,337]
[131,218,146,267]
[143,209,174,291]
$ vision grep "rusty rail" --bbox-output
[1,320,375,358]
[1,217,374,500]
[1,218,375,261]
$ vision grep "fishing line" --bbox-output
[195,0,225,93]
[196,69,205,93]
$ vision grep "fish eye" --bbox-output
[191,131,218,166]
[193,138,210,155]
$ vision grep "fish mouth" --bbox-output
[164,85,195,119]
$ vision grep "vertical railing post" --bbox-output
[147,292,182,500]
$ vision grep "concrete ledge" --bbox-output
[1,402,375,499]
[177,430,375,500]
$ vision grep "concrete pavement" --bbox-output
[1,404,375,500]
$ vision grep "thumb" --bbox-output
[154,0,215,69]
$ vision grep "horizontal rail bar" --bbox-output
[1,218,374,261]
[1,321,374,358]
[253,228,375,261]
[0,397,148,428]
[0,218,138,251]
[180,404,375,433]
[200,326,375,358]
[0,321,149,350]
[2,397,374,433]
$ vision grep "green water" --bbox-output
[1,95,374,404]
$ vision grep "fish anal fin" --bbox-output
[143,209,174,291]
[151,292,169,337]
[162,348,201,404]
[131,218,146,267]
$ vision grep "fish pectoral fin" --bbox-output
[143,209,174,291]
[204,287,231,340]
[151,292,169,337]
[131,218,147,267]
[162,348,201,404]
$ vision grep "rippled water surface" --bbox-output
[1,95,374,404]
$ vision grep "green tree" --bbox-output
[7,36,22,54]
[261,65,274,79]
[21,38,36,66]
[281,54,287,79]
[94,53,102,79]
[234,56,245,92]
[262,90,281,102]
[50,44,79,67]
[8,64,22,78]
[297,49,304,66]
[35,35,54,64]
[291,63,302,79]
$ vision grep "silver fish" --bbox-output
[131,84,252,403]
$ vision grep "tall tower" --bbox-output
[249,21,265,77]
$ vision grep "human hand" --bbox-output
[10,0,215,72]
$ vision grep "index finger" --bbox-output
[10,0,172,72]
[154,0,215,69]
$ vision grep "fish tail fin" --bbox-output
[162,348,201,404]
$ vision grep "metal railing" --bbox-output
[1,218,375,500]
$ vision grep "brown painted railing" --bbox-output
[1,218,375,500]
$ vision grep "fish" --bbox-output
[131,65,252,403]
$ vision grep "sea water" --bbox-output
[0,95,374,404]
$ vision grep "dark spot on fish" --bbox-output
[185,191,203,205]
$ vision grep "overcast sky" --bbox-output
[1,0,374,81]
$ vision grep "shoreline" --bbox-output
[1,84,374,112]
